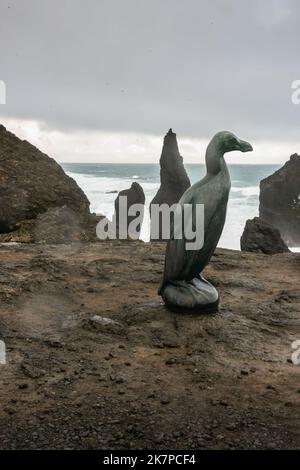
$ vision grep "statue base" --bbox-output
[160,276,219,314]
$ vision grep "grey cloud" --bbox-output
[0,0,300,140]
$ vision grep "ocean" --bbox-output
[62,163,281,250]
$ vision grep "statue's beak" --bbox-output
[238,139,253,153]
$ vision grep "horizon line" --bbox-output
[60,161,282,166]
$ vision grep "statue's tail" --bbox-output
[158,282,165,296]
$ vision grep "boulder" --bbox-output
[259,154,300,246]
[33,206,102,243]
[0,124,90,234]
[240,217,289,254]
[114,182,145,239]
[0,124,102,242]
[150,129,190,240]
[0,207,103,244]
[84,315,124,335]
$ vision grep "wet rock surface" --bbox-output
[259,154,300,246]
[0,241,299,449]
[241,217,290,254]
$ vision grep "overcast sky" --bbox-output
[0,0,300,163]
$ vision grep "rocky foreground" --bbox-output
[0,241,299,450]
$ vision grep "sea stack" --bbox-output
[241,217,290,254]
[114,182,145,239]
[259,154,300,246]
[150,129,190,240]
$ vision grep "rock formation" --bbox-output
[114,182,145,239]
[0,124,98,242]
[259,154,300,246]
[150,129,190,240]
[241,217,289,254]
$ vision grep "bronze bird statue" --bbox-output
[159,131,253,313]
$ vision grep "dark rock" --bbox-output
[114,182,145,239]
[0,125,103,242]
[160,396,171,405]
[259,154,300,246]
[34,206,86,243]
[34,207,103,243]
[18,383,28,390]
[241,217,289,254]
[165,357,178,365]
[150,129,190,240]
[154,433,165,444]
[21,362,46,379]
[0,125,90,233]
[0,207,102,244]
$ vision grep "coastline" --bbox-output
[63,163,281,250]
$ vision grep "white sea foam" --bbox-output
[67,171,158,241]
[231,186,259,197]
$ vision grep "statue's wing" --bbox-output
[159,178,222,292]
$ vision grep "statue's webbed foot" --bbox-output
[160,276,219,314]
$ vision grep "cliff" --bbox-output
[0,125,98,242]
[260,154,300,246]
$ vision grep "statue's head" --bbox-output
[211,131,253,155]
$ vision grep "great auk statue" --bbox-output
[159,131,253,313]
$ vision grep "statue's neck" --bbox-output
[205,141,225,175]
